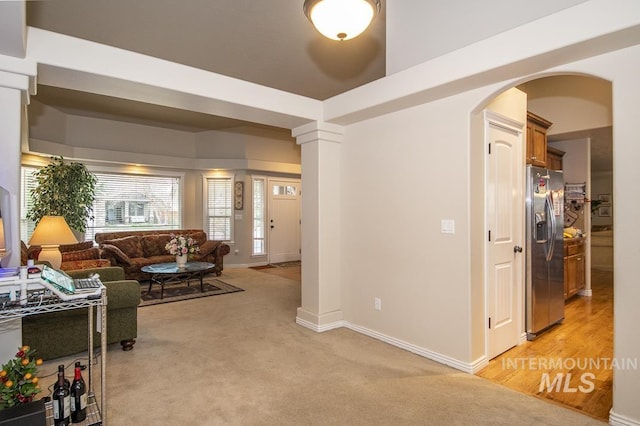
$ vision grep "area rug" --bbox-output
[139,277,244,306]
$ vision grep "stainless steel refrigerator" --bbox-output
[525,165,565,340]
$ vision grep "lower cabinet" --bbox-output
[564,238,585,300]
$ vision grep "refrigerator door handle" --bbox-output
[545,192,556,262]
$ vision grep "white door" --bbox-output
[268,179,301,263]
[486,112,524,359]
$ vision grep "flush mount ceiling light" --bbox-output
[303,0,381,41]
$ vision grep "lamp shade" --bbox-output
[303,0,381,41]
[29,216,78,269]
[29,216,78,246]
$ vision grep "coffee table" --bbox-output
[141,262,216,299]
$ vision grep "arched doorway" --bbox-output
[474,74,614,420]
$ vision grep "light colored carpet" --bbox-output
[41,268,604,425]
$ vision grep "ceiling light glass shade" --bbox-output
[303,0,381,41]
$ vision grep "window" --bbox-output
[205,177,232,241]
[252,177,266,255]
[88,172,180,241]
[20,166,181,242]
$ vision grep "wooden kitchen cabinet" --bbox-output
[526,111,552,167]
[546,146,565,171]
[564,238,585,300]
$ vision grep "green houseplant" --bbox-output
[27,156,98,233]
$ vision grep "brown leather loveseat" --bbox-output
[95,229,230,281]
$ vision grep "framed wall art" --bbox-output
[598,194,611,204]
[234,181,244,210]
[599,205,611,217]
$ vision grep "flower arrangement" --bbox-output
[0,346,43,410]
[165,234,200,257]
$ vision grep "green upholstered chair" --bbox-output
[21,267,140,360]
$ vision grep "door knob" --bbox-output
[514,246,523,253]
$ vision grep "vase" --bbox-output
[176,254,187,267]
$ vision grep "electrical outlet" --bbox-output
[374,297,382,310]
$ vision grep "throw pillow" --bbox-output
[100,244,133,266]
[141,234,173,257]
[102,236,144,258]
[198,240,220,257]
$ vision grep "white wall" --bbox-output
[386,0,587,75]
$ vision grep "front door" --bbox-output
[486,111,524,359]
[268,179,301,264]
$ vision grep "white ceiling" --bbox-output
[26,0,386,131]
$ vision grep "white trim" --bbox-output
[296,317,345,333]
[609,410,640,426]
[344,322,478,374]
[578,288,593,297]
[295,318,479,374]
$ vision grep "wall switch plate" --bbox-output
[374,297,382,310]
[441,219,455,234]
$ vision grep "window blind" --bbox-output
[87,172,180,241]
[206,177,232,241]
[20,167,181,243]
[252,177,266,255]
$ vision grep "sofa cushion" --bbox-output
[101,244,133,266]
[140,234,173,257]
[61,259,111,271]
[103,236,144,258]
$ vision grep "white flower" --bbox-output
[165,234,200,256]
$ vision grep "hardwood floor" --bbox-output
[477,269,613,420]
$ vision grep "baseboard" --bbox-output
[295,308,344,332]
[609,410,640,426]
[578,288,593,297]
[344,321,476,374]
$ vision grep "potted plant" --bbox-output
[27,156,97,236]
[0,346,43,411]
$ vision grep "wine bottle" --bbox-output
[70,362,87,422]
[53,366,71,426]
[53,364,70,391]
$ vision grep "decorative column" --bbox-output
[292,121,343,331]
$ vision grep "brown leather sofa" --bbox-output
[95,229,230,281]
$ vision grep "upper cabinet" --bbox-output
[546,146,565,171]
[526,111,552,167]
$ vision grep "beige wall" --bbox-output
[338,44,640,421]
[519,75,612,136]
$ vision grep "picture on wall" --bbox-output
[598,193,611,204]
[599,205,612,217]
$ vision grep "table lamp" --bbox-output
[28,216,78,269]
